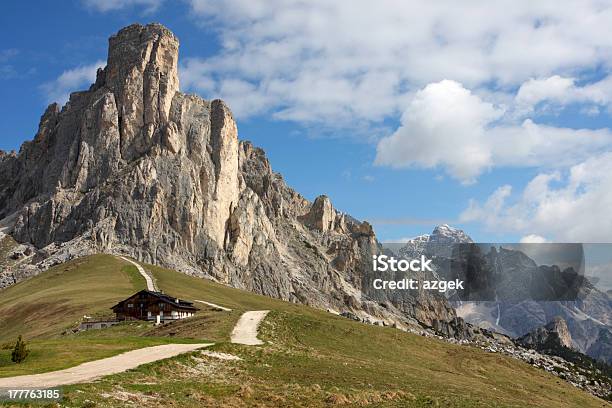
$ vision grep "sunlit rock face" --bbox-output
[0,23,459,333]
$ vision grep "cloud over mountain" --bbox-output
[375,80,612,184]
[461,151,612,242]
[183,0,612,126]
[40,60,105,105]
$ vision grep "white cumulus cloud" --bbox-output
[40,61,105,106]
[461,152,612,242]
[183,0,612,125]
[515,75,612,114]
[82,0,163,13]
[515,75,576,112]
[374,80,502,183]
[374,80,612,183]
[520,234,548,243]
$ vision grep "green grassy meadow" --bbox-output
[0,254,608,407]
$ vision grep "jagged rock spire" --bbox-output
[96,23,180,160]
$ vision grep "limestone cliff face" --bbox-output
[0,23,455,330]
[518,316,575,350]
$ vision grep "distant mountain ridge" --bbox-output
[394,226,612,363]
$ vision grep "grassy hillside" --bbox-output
[0,235,20,270]
[0,254,608,407]
[0,254,146,342]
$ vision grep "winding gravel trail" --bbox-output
[0,343,212,388]
[230,310,270,345]
[119,256,157,291]
[0,260,270,388]
[194,300,232,311]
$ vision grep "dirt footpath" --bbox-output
[230,310,270,345]
[0,343,211,388]
[119,256,157,291]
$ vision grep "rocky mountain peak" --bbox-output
[93,23,180,161]
[0,23,462,334]
[301,195,335,232]
[106,23,178,83]
[398,224,473,259]
[518,316,575,350]
[546,316,574,348]
[429,224,473,244]
[34,103,60,142]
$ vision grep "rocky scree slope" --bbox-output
[0,23,457,333]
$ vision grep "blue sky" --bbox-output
[2,1,612,244]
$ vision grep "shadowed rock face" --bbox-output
[518,316,575,349]
[0,23,456,331]
[398,226,612,363]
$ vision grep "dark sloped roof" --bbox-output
[111,289,199,311]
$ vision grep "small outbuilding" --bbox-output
[111,290,198,323]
